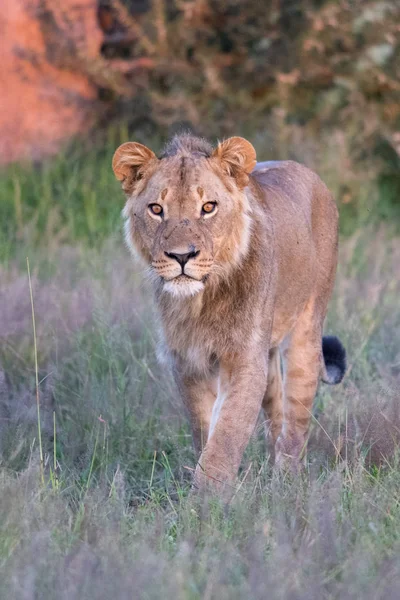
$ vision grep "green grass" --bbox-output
[0,135,400,598]
[0,132,121,265]
[0,125,396,268]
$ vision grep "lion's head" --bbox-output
[112,134,257,298]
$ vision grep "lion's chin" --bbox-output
[163,277,205,298]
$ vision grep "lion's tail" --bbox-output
[321,335,346,385]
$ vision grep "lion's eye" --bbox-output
[149,203,163,216]
[202,202,217,215]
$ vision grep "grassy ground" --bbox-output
[1,133,400,599]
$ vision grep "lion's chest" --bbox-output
[159,285,262,372]
[165,318,216,373]
[160,300,228,373]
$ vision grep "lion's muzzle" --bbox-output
[164,249,200,271]
[150,220,214,295]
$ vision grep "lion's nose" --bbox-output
[165,249,200,268]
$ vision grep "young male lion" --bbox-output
[112,134,346,493]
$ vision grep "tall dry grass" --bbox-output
[0,222,399,597]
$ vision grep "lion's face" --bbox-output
[113,136,257,298]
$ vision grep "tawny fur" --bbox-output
[112,134,342,496]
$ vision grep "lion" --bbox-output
[112,133,346,494]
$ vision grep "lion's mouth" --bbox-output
[162,274,205,297]
[168,273,202,283]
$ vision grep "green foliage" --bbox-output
[0,129,128,263]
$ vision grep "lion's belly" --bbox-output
[269,244,316,347]
[270,304,306,347]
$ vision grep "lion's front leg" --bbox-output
[194,353,268,496]
[173,370,218,455]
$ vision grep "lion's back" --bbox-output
[252,159,338,250]
[252,160,339,338]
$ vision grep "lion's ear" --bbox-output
[212,137,257,188]
[112,142,156,193]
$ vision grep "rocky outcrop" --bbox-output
[0,0,103,164]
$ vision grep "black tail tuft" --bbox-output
[322,335,346,385]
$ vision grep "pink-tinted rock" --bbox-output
[0,0,103,165]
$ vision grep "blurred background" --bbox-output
[1,3,400,597]
[1,0,400,244]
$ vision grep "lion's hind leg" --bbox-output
[275,300,323,468]
[262,348,284,447]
